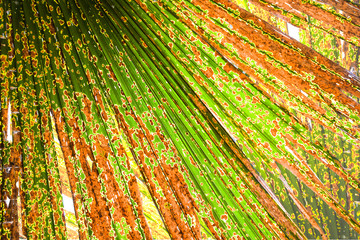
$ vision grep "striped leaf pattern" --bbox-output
[0,0,359,239]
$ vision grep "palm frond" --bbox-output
[1,0,360,239]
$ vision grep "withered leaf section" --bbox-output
[0,0,359,239]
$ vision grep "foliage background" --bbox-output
[1,0,360,239]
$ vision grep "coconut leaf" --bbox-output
[1,0,360,239]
